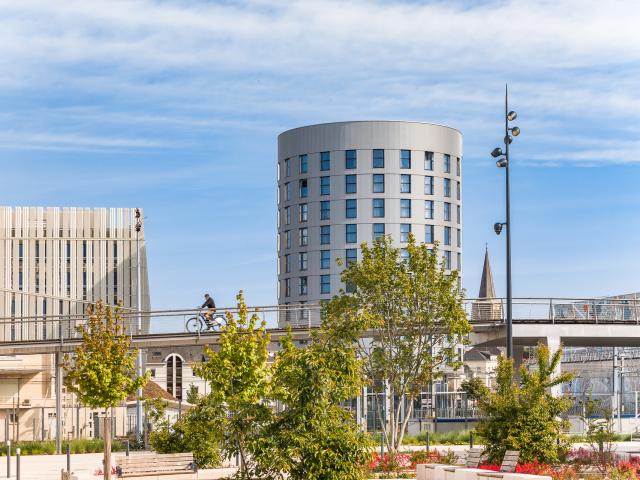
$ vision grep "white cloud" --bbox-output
[0,0,638,163]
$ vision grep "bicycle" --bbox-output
[185,309,226,334]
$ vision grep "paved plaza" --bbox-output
[2,452,237,480]
[7,443,640,479]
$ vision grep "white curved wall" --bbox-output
[277,121,463,327]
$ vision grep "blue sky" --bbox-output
[1,0,639,310]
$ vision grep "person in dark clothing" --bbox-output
[201,293,216,322]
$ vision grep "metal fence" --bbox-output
[0,296,638,345]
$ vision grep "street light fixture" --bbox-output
[492,84,521,359]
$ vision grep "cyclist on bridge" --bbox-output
[201,293,216,323]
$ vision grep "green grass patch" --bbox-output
[0,439,125,456]
[402,430,476,445]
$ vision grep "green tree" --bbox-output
[461,377,490,402]
[63,301,149,480]
[475,344,573,464]
[580,397,616,471]
[324,234,471,453]
[186,384,201,405]
[150,395,223,468]
[192,290,272,478]
[252,332,372,480]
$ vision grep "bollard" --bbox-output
[67,443,71,474]
[16,447,20,480]
[470,432,474,449]
[6,440,10,478]
[426,431,430,452]
[125,440,130,457]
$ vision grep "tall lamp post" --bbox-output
[134,208,143,444]
[491,84,520,359]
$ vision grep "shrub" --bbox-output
[475,344,573,464]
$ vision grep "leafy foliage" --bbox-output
[192,290,272,477]
[475,343,573,464]
[461,377,490,402]
[63,301,149,479]
[63,301,149,409]
[252,332,372,480]
[323,234,471,452]
[579,397,616,471]
[152,291,270,472]
[186,384,201,404]
[150,395,223,468]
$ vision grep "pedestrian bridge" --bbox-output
[0,297,638,356]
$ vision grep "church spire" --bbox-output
[478,246,496,299]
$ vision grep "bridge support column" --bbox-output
[513,345,525,374]
[544,336,562,397]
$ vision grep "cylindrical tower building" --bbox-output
[277,121,462,327]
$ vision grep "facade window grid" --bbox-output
[425,200,434,219]
[285,278,291,297]
[457,157,461,176]
[424,176,434,195]
[345,150,357,169]
[443,251,452,270]
[345,199,357,219]
[285,254,291,273]
[320,250,330,269]
[298,252,308,271]
[425,151,434,171]
[444,226,451,246]
[345,248,357,265]
[372,198,385,218]
[400,224,411,243]
[400,174,411,193]
[320,225,331,245]
[284,182,291,201]
[457,205,461,224]
[444,202,451,222]
[299,154,308,174]
[299,203,308,222]
[320,201,330,220]
[444,154,451,173]
[299,277,308,295]
[345,224,357,243]
[299,179,308,198]
[457,181,461,200]
[400,199,411,218]
[373,223,385,240]
[425,224,434,244]
[400,150,411,169]
[285,158,290,177]
[345,175,357,194]
[320,151,331,171]
[285,230,291,249]
[444,178,451,197]
[320,275,330,294]
[373,149,385,168]
[299,227,308,246]
[320,176,330,196]
[457,229,461,248]
[285,207,291,225]
[373,174,385,193]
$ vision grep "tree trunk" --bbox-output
[103,415,112,480]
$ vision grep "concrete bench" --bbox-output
[417,448,483,480]
[115,452,197,478]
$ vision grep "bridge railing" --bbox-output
[0,304,321,343]
[0,297,638,344]
[465,297,640,324]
